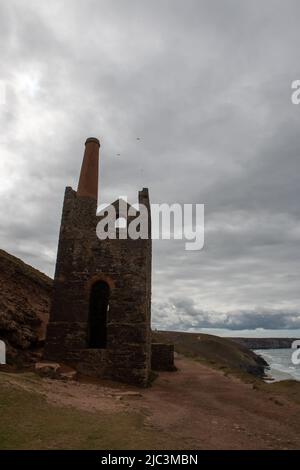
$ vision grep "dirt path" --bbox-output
[4,357,300,449]
[141,356,300,449]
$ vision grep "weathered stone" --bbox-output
[59,370,77,381]
[35,362,60,378]
[151,343,176,371]
[44,138,157,387]
[116,391,143,400]
[35,362,77,380]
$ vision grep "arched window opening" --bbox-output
[88,281,109,348]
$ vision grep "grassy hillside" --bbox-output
[0,249,52,288]
[0,249,52,364]
[153,330,267,378]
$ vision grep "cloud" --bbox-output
[152,297,300,331]
[1,0,300,330]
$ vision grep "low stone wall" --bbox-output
[151,343,175,371]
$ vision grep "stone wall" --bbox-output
[44,187,152,387]
[151,343,176,371]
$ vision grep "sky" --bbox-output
[1,0,300,334]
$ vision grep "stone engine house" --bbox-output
[44,137,174,386]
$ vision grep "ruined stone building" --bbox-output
[44,137,174,386]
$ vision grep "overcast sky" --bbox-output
[1,0,300,333]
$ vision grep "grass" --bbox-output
[153,330,267,379]
[0,373,169,450]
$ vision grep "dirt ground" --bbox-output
[141,356,300,449]
[4,355,300,450]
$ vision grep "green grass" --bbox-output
[0,373,169,450]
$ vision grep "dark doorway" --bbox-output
[88,281,109,348]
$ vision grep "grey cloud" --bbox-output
[1,0,300,330]
[152,298,300,331]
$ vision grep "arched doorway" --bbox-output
[88,281,109,348]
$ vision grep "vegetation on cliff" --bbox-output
[153,330,268,378]
[0,249,52,364]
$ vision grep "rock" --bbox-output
[35,362,60,378]
[35,362,77,381]
[116,391,143,400]
[59,370,77,381]
[0,249,52,366]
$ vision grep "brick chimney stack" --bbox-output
[77,137,100,199]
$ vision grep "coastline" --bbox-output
[255,348,300,383]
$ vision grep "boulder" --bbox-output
[35,362,60,378]
[35,362,77,381]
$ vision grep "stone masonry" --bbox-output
[44,137,174,387]
[44,137,174,386]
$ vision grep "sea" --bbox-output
[185,328,300,383]
[254,349,300,382]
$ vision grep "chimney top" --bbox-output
[85,137,100,147]
[77,137,100,199]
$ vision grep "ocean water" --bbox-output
[255,349,300,382]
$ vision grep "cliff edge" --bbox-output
[0,249,52,364]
